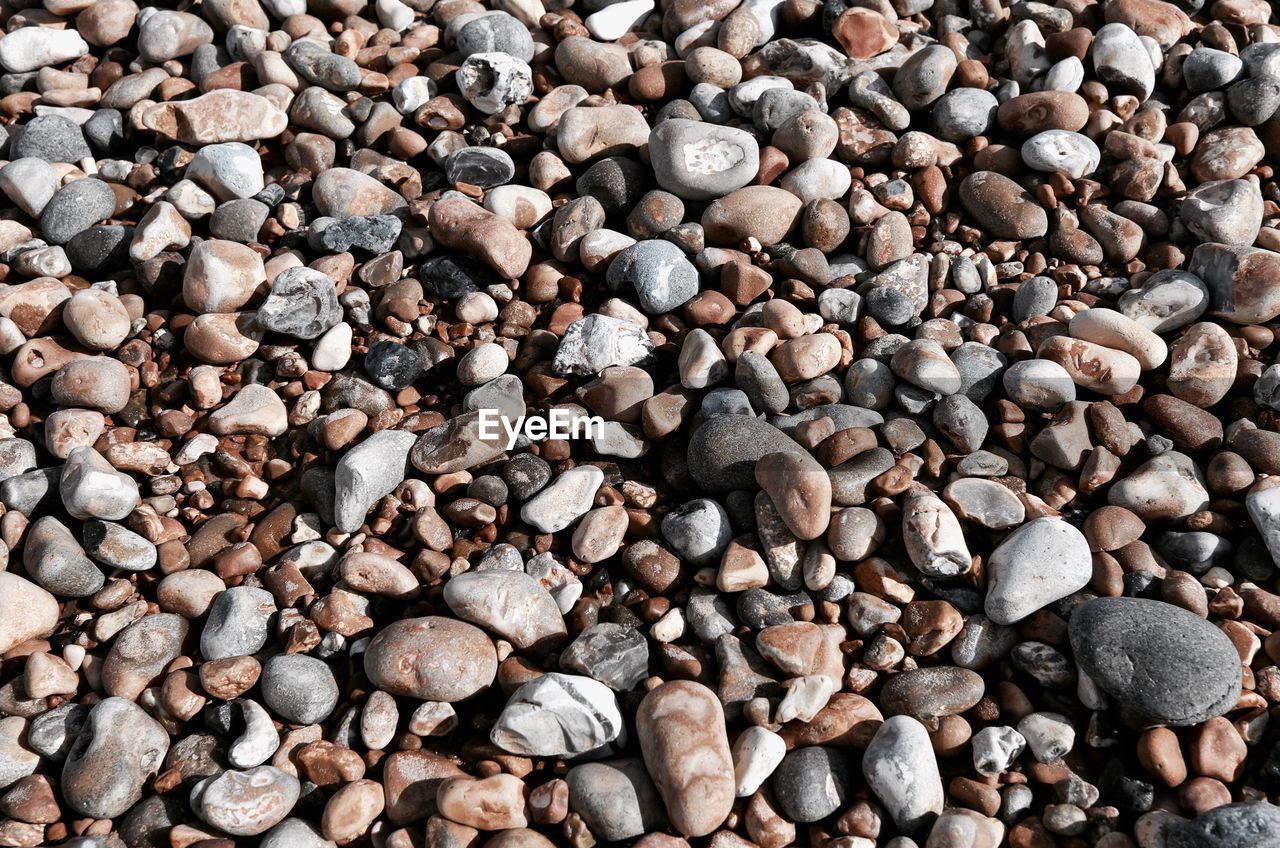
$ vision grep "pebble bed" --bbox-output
[1,0,1280,846]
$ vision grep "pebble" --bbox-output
[0,27,89,73]
[1092,23,1155,100]
[863,715,944,836]
[200,586,276,661]
[649,120,760,200]
[520,463,603,532]
[567,759,668,841]
[985,518,1092,624]
[332,428,416,533]
[772,746,851,822]
[606,239,699,314]
[62,698,168,818]
[443,570,568,649]
[0,573,59,654]
[40,178,116,246]
[261,654,340,724]
[637,681,734,837]
[560,622,649,690]
[1022,130,1101,179]
[491,673,622,756]
[192,766,300,836]
[1069,597,1243,726]
[959,172,1049,239]
[363,617,497,702]
[256,267,342,339]
[141,90,289,143]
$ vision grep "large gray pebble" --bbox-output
[261,654,340,724]
[1068,597,1242,726]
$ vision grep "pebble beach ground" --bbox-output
[0,0,1279,846]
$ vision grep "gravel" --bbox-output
[2,1,1280,846]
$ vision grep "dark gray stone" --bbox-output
[1068,597,1242,726]
[686,414,806,493]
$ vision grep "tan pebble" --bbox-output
[636,680,735,837]
[184,312,264,364]
[322,779,385,844]
[140,90,289,143]
[436,774,528,830]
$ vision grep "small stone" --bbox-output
[560,622,650,690]
[662,498,733,565]
[1091,23,1154,101]
[863,715,944,836]
[40,178,115,246]
[902,489,971,577]
[363,617,497,702]
[492,673,623,756]
[1107,451,1209,522]
[772,746,852,822]
[313,168,408,219]
[209,384,288,437]
[333,429,417,533]
[0,27,89,73]
[256,267,342,339]
[200,586,276,661]
[985,518,1092,624]
[521,465,603,532]
[0,573,59,654]
[649,119,760,201]
[606,239,699,315]
[567,759,668,841]
[60,446,139,521]
[101,613,187,699]
[188,142,266,201]
[457,53,534,114]
[1022,130,1100,178]
[192,766,300,836]
[141,90,289,143]
[1180,179,1263,246]
[959,172,1049,239]
[261,654,340,725]
[755,450,832,540]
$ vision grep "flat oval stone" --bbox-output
[1107,451,1209,522]
[1021,130,1100,178]
[261,654,340,724]
[879,667,984,721]
[1068,597,1242,726]
[192,766,300,836]
[649,119,760,201]
[140,90,288,143]
[863,715,943,836]
[567,759,668,841]
[959,172,1048,239]
[636,680,734,837]
[363,616,497,702]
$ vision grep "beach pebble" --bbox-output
[1069,597,1243,726]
